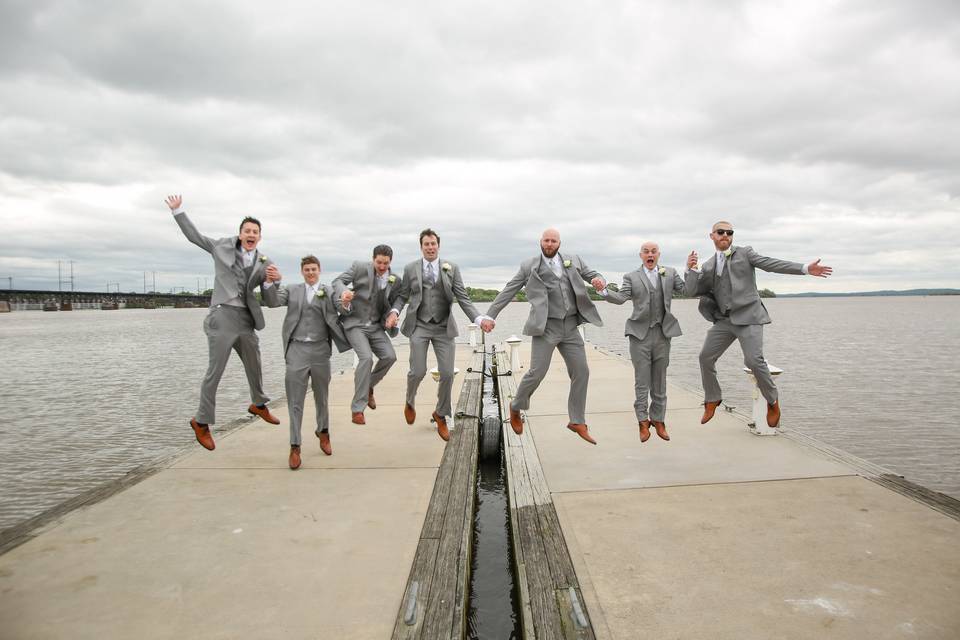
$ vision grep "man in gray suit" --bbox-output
[390,229,488,441]
[333,245,402,425]
[602,241,689,442]
[263,256,351,469]
[165,194,281,452]
[482,228,607,445]
[686,221,832,428]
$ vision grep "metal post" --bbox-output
[467,323,479,347]
[58,260,62,291]
[69,261,75,291]
[744,364,783,435]
[506,335,523,371]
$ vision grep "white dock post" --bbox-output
[430,366,460,382]
[506,335,523,371]
[744,363,783,435]
[467,323,479,347]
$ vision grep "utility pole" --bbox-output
[143,271,147,294]
[6,277,11,289]
[58,260,62,291]
[152,271,157,294]
[197,278,201,295]
[69,260,75,291]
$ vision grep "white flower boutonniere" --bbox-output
[441,263,452,272]
[315,289,326,299]
[723,249,732,258]
[259,255,268,263]
[658,267,666,276]
[388,274,397,284]
[563,259,572,268]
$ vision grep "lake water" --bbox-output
[1,296,958,533]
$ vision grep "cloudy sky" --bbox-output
[2,0,958,294]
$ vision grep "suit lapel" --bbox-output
[637,268,653,295]
[439,262,453,298]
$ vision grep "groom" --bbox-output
[685,220,832,428]
[165,194,281,451]
[482,228,607,445]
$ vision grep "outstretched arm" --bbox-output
[485,265,528,320]
[576,257,606,292]
[602,277,632,304]
[166,194,216,254]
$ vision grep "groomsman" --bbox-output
[332,245,402,425]
[165,194,281,452]
[602,242,690,442]
[685,221,832,428]
[390,229,488,441]
[263,256,350,469]
[482,228,607,445]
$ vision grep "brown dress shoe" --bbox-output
[432,412,450,441]
[248,403,280,425]
[509,407,524,435]
[367,389,376,410]
[766,400,781,428]
[289,445,301,470]
[190,418,215,451]
[567,423,597,445]
[317,431,332,456]
[638,420,651,442]
[653,421,670,441]
[351,412,366,425]
[701,400,721,424]
[404,403,416,425]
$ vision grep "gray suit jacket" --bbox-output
[331,261,401,338]
[684,245,804,325]
[393,259,479,338]
[174,211,274,331]
[486,252,604,336]
[262,282,350,356]
[604,266,685,340]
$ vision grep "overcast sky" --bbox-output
[2,0,959,294]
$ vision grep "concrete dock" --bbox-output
[1,338,958,639]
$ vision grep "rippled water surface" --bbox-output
[1,296,958,533]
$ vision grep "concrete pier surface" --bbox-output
[0,343,467,640]
[512,343,960,639]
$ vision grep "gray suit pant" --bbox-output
[197,305,269,424]
[285,341,332,446]
[699,318,777,405]
[511,315,589,424]
[346,325,397,413]
[628,326,671,422]
[406,320,456,417]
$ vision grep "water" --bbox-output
[1,296,958,534]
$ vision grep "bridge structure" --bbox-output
[0,289,211,310]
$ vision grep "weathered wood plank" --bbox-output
[554,587,597,640]
[536,503,578,589]
[391,537,440,638]
[452,423,479,637]
[516,503,564,638]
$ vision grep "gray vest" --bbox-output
[417,279,450,324]
[292,295,330,343]
[649,274,665,327]
[232,258,253,302]
[541,263,576,320]
[368,284,387,324]
[714,263,733,316]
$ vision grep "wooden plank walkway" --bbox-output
[392,347,483,639]
[494,345,596,640]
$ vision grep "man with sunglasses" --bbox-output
[685,221,832,428]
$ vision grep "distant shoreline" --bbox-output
[776,288,959,298]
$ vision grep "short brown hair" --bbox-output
[712,220,733,231]
[300,255,320,268]
[419,228,440,245]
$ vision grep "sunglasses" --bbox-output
[714,229,734,236]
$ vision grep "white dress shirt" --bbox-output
[644,266,660,288]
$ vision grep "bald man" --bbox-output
[602,242,690,442]
[482,228,607,444]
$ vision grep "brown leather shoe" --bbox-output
[190,418,215,451]
[766,400,781,428]
[653,421,670,441]
[701,400,721,424]
[404,403,416,425]
[351,411,366,425]
[248,403,280,425]
[317,431,332,456]
[289,445,301,470]
[433,412,449,441]
[638,420,651,442]
[567,423,597,445]
[367,389,376,410]
[509,407,524,435]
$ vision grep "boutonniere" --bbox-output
[563,259,572,268]
[388,274,397,284]
[315,289,326,299]
[441,263,452,272]
[658,267,666,276]
[723,249,732,258]
[259,255,268,263]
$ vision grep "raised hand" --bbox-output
[591,277,606,292]
[480,318,495,333]
[265,264,281,283]
[687,251,699,270]
[165,194,182,211]
[807,258,833,278]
